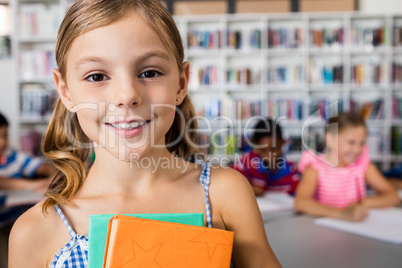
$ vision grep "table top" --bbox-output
[265,214,402,268]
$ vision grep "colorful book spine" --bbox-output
[266,99,303,120]
[227,67,253,85]
[18,4,61,36]
[19,50,57,80]
[309,99,344,119]
[310,27,344,48]
[187,30,222,50]
[20,130,42,156]
[204,99,222,119]
[351,99,384,120]
[309,62,343,85]
[267,64,304,86]
[352,62,383,85]
[352,26,386,47]
[20,84,58,121]
[268,27,303,49]
[232,100,264,120]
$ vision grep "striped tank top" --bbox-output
[298,147,370,209]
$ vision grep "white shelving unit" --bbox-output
[9,2,402,169]
[11,0,74,156]
[175,12,402,170]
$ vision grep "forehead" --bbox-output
[66,13,173,67]
[339,126,366,138]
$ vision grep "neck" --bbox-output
[325,150,347,168]
[80,147,190,196]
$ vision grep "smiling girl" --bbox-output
[8,0,280,267]
[295,112,399,222]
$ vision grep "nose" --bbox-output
[114,76,143,108]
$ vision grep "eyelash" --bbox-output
[138,70,163,79]
[85,73,109,82]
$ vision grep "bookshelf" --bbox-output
[174,13,402,170]
[11,0,74,156]
[9,3,402,169]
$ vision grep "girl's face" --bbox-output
[327,126,367,166]
[54,13,188,161]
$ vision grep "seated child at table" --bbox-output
[0,112,55,192]
[232,117,300,196]
[295,112,399,221]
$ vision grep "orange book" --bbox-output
[103,215,234,268]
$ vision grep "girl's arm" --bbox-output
[295,166,367,221]
[211,168,281,268]
[364,163,400,208]
[9,203,50,267]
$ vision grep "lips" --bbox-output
[106,120,151,138]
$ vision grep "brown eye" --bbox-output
[139,70,162,78]
[86,73,108,82]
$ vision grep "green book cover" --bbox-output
[88,213,204,268]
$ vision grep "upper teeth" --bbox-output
[111,121,147,130]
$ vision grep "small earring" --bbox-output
[176,98,180,102]
[70,105,74,110]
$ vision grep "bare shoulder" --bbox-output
[209,165,253,193]
[9,200,61,266]
[208,166,258,221]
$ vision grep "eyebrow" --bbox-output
[75,57,109,69]
[74,51,172,70]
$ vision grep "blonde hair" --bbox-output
[326,111,367,135]
[43,0,199,212]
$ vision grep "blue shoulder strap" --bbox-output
[199,162,212,228]
[55,205,77,238]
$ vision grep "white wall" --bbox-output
[0,58,19,149]
[360,0,402,13]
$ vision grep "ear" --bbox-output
[53,69,74,110]
[176,61,189,105]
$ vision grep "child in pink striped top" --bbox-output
[295,112,399,221]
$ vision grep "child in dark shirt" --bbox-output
[232,117,300,196]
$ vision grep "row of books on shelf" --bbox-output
[18,4,61,37]
[309,63,343,85]
[227,68,254,85]
[202,99,304,120]
[20,129,42,157]
[352,62,385,85]
[310,28,344,48]
[351,26,386,47]
[309,99,344,120]
[227,29,261,50]
[188,62,402,87]
[200,98,391,122]
[186,25,398,51]
[352,99,384,120]
[20,84,58,121]
[187,29,261,50]
[268,28,303,49]
[267,65,304,86]
[19,50,57,80]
